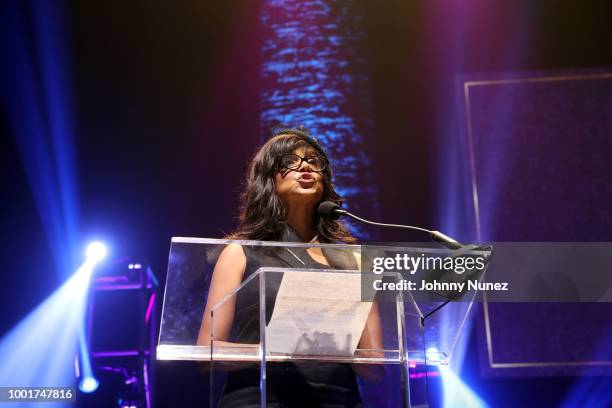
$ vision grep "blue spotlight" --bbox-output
[86,241,107,262]
[76,322,97,394]
[78,376,99,393]
[75,242,107,394]
[0,242,106,395]
[0,258,97,390]
[439,365,489,408]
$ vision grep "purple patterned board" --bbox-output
[458,68,612,376]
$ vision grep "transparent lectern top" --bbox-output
[157,237,490,365]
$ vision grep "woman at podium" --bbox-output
[198,127,382,407]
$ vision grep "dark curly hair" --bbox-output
[228,127,356,244]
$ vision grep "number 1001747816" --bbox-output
[0,387,75,402]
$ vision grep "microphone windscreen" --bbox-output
[318,201,341,219]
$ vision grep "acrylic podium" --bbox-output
[157,238,491,407]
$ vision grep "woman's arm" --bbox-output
[353,301,385,382]
[353,250,385,381]
[352,249,383,352]
[358,301,384,352]
[196,244,247,345]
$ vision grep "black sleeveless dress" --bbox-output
[219,229,363,408]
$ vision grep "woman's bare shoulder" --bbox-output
[221,243,246,256]
[215,243,247,270]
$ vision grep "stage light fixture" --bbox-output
[78,376,99,393]
[86,241,107,262]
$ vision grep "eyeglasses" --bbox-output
[278,153,327,172]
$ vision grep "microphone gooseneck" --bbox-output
[317,201,463,249]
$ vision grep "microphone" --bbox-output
[317,201,463,249]
[317,201,347,219]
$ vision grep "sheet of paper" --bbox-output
[265,271,373,356]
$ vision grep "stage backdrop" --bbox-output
[457,68,612,376]
[258,0,379,238]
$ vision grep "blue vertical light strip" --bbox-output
[434,4,534,244]
[0,0,78,278]
[32,0,79,269]
[1,0,86,394]
[259,0,379,239]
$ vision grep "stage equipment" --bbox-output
[157,238,491,407]
[82,259,158,408]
